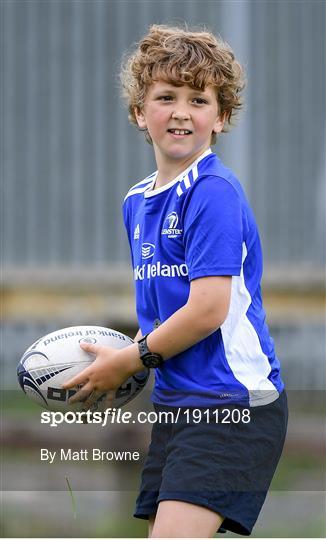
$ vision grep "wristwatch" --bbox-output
[138,333,164,369]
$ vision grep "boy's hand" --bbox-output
[63,342,133,409]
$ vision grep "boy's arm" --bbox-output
[146,275,231,359]
[64,275,231,402]
[121,275,231,375]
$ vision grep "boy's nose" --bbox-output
[172,110,190,120]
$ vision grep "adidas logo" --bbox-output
[134,224,140,240]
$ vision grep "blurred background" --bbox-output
[1,0,325,537]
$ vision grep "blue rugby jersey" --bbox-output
[123,149,284,407]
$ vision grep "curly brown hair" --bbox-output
[120,24,245,144]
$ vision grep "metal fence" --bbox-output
[2,0,325,269]
[1,0,325,388]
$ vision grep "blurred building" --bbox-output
[1,0,325,388]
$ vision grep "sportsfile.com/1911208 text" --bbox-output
[40,407,251,428]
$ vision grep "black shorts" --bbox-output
[134,390,288,536]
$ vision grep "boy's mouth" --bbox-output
[167,129,192,135]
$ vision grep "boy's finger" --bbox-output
[82,390,105,411]
[80,342,101,354]
[68,383,93,404]
[103,390,116,410]
[63,343,99,390]
[62,368,91,389]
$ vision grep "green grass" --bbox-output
[270,452,325,490]
[3,390,43,416]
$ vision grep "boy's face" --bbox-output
[135,80,225,169]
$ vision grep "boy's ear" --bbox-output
[213,112,226,135]
[134,107,147,129]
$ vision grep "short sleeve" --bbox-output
[122,200,130,242]
[183,176,243,280]
[122,199,134,266]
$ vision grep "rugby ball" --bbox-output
[17,325,149,412]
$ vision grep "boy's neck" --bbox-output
[153,147,211,189]
[155,166,185,189]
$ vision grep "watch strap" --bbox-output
[138,333,151,358]
[137,333,164,368]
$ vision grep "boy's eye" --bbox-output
[158,95,173,101]
[193,97,208,104]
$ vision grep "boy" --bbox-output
[64,25,288,537]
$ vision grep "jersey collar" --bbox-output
[144,148,212,198]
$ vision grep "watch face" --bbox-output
[143,354,162,368]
